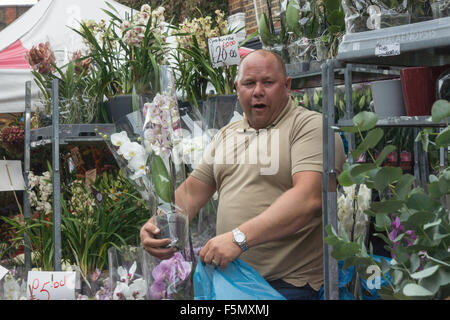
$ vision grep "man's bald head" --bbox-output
[237,49,287,81]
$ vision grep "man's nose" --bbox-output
[253,82,264,97]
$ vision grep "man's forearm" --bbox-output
[238,171,322,248]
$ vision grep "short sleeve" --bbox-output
[290,111,346,176]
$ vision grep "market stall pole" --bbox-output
[51,79,62,271]
[23,80,31,272]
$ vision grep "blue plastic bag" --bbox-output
[193,257,286,300]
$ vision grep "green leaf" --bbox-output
[431,99,450,122]
[407,192,440,211]
[151,154,173,203]
[373,166,402,191]
[394,174,415,200]
[370,200,403,213]
[375,145,397,166]
[351,128,384,160]
[375,213,392,230]
[403,283,434,297]
[406,211,434,226]
[337,170,357,186]
[411,265,440,279]
[353,111,378,132]
[435,127,450,147]
[348,163,377,177]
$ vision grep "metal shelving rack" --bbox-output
[23,79,115,271]
[319,16,450,300]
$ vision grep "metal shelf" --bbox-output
[336,116,449,128]
[337,17,450,67]
[321,17,450,300]
[30,123,115,148]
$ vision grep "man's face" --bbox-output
[235,52,291,130]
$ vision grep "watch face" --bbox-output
[235,233,245,243]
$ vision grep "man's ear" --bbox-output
[285,77,292,91]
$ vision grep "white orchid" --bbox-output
[112,262,147,300]
[119,141,146,161]
[127,152,148,180]
[111,131,131,148]
[337,184,371,241]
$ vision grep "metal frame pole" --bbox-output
[344,64,355,163]
[23,81,32,271]
[321,60,340,300]
[51,79,62,271]
[326,59,339,300]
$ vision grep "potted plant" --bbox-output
[341,0,411,34]
[173,9,255,128]
[25,42,100,124]
[74,4,171,122]
[259,0,321,66]
[325,100,450,299]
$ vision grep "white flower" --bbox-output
[111,131,131,148]
[119,141,146,161]
[127,278,147,300]
[127,152,148,180]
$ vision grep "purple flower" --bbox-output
[149,280,166,299]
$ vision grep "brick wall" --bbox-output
[0,6,33,32]
[228,0,281,35]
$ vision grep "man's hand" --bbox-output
[140,217,177,260]
[199,232,243,269]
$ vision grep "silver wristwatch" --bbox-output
[232,228,249,252]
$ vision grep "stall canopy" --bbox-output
[0,0,132,113]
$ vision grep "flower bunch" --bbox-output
[79,18,116,53]
[110,130,148,180]
[75,4,170,99]
[173,10,243,107]
[25,42,56,74]
[112,261,147,300]
[176,10,228,54]
[67,179,96,216]
[142,93,182,158]
[337,184,371,241]
[149,252,192,300]
[0,125,24,158]
[71,50,92,74]
[27,171,52,216]
[389,215,418,256]
[0,126,24,145]
[121,5,166,48]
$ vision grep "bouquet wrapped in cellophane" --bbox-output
[103,65,218,299]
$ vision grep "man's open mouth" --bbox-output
[252,104,266,109]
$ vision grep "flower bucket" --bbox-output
[400,66,448,116]
[104,94,154,123]
[142,249,194,300]
[108,246,147,300]
[370,79,406,117]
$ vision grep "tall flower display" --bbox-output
[75,4,170,99]
[173,10,241,108]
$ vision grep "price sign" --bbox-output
[0,265,8,281]
[27,271,76,300]
[208,34,240,68]
[375,42,400,57]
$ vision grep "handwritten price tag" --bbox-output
[375,42,400,57]
[208,34,240,68]
[27,271,76,300]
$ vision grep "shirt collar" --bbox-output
[238,96,295,132]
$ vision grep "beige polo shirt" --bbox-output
[191,97,346,291]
